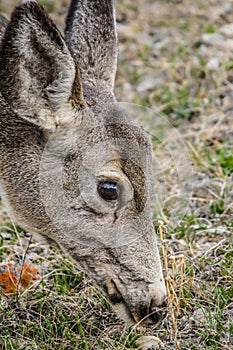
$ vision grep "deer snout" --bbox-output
[109,278,167,325]
[146,281,167,324]
[131,282,167,324]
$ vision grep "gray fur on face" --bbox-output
[0,0,166,324]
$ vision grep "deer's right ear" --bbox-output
[0,0,83,130]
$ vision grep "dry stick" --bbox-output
[16,234,33,303]
[10,216,21,244]
[158,221,179,350]
[178,255,185,316]
[170,254,185,317]
[169,256,179,312]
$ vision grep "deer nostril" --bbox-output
[136,301,167,324]
[138,305,150,320]
[148,301,167,324]
[149,310,163,324]
[109,293,124,304]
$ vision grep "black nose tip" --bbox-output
[148,309,164,324]
[137,301,167,325]
[148,301,167,325]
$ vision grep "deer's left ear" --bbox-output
[0,0,83,130]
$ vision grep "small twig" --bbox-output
[16,234,33,303]
[203,238,227,258]
[10,217,21,244]
[178,255,185,316]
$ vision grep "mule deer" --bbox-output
[0,0,166,324]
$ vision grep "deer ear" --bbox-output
[0,0,83,130]
[65,0,117,92]
[0,14,8,40]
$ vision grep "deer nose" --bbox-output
[108,278,167,324]
[131,282,167,324]
[135,299,167,325]
[149,302,167,324]
[138,282,167,323]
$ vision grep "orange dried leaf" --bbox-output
[0,261,41,294]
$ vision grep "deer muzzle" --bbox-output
[105,276,167,324]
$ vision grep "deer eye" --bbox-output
[98,181,118,201]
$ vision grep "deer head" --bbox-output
[0,0,166,324]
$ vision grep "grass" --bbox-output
[39,0,56,12]
[158,218,233,349]
[0,255,140,349]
